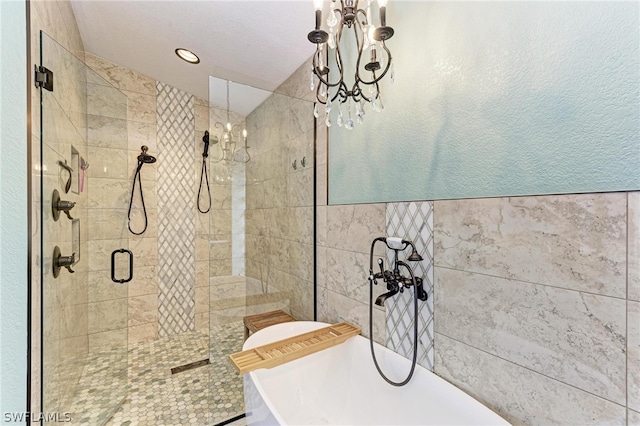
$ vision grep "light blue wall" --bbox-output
[329,2,640,204]
[0,0,28,423]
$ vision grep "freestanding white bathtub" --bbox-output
[242,321,509,425]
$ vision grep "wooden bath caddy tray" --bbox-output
[229,322,361,374]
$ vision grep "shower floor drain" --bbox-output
[170,358,211,374]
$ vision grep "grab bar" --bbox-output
[111,248,133,283]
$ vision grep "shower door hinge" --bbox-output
[35,65,53,91]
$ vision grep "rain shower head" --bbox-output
[137,145,157,164]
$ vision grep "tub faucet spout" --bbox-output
[375,288,399,307]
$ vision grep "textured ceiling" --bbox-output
[71,0,316,114]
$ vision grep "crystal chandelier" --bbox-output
[211,80,250,164]
[308,0,394,129]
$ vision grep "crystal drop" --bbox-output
[310,72,315,91]
[345,101,355,130]
[325,112,332,127]
[328,31,336,49]
[313,103,320,118]
[326,98,332,113]
[390,62,395,83]
[327,8,338,27]
[320,84,327,98]
[337,106,344,127]
[373,95,384,112]
[345,117,355,130]
[356,101,365,124]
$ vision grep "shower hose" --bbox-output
[197,153,211,213]
[368,244,420,387]
[127,160,148,235]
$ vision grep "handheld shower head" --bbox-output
[407,248,423,262]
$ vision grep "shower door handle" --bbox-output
[111,249,133,283]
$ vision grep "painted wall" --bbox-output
[329,2,640,204]
[0,0,28,421]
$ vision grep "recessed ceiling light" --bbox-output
[175,48,200,64]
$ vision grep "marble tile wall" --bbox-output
[85,53,160,347]
[194,96,212,333]
[206,103,244,282]
[243,59,316,321]
[264,57,389,339]
[629,192,640,418]
[86,56,213,340]
[433,192,639,424]
[317,203,387,343]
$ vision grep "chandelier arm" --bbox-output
[210,122,225,163]
[313,47,342,89]
[351,81,371,103]
[330,81,349,104]
[314,9,346,90]
[355,7,368,29]
[208,136,225,164]
[316,83,327,105]
[356,41,393,86]
[353,22,366,85]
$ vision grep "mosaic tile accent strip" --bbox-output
[385,202,435,370]
[157,82,196,337]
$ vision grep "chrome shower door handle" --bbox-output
[111,249,133,283]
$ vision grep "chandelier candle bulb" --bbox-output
[379,0,388,26]
[314,0,323,29]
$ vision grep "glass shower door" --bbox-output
[40,32,129,425]
[207,77,316,424]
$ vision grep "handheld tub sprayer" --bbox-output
[368,237,428,386]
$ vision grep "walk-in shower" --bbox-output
[36,31,316,425]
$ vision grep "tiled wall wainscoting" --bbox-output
[316,190,638,424]
[433,192,639,424]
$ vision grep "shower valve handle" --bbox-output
[377,258,386,281]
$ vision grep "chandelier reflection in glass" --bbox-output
[308,0,394,129]
[210,80,250,167]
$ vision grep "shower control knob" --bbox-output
[52,246,76,278]
[52,189,76,221]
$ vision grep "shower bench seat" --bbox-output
[243,309,296,341]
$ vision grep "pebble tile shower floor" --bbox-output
[68,321,246,426]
